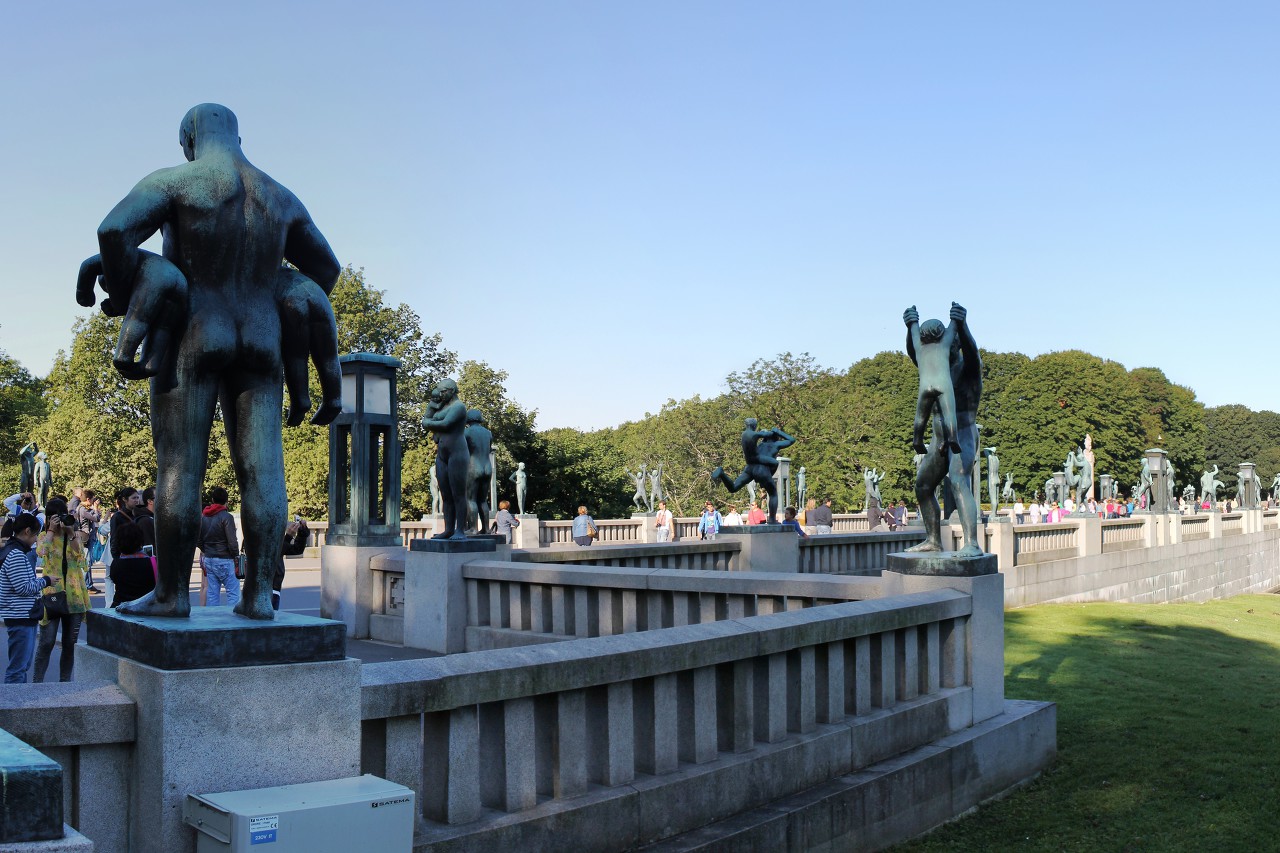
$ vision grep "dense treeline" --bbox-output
[3,271,1277,520]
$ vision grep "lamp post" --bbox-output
[1143,448,1168,514]
[775,457,792,510]
[326,353,402,546]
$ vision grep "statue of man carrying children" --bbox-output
[76,104,342,619]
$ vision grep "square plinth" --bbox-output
[885,551,999,577]
[86,608,346,670]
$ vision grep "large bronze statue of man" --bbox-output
[88,104,341,619]
[903,303,983,557]
[711,419,795,523]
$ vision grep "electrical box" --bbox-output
[183,774,413,852]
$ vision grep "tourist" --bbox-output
[198,486,240,606]
[746,501,766,525]
[494,500,520,545]
[810,498,834,534]
[275,516,310,610]
[781,507,808,537]
[3,492,45,534]
[723,504,743,526]
[0,514,52,683]
[32,499,92,683]
[74,489,103,584]
[107,487,143,564]
[654,500,675,542]
[1029,500,1043,524]
[109,521,157,608]
[571,506,597,546]
[698,502,722,540]
[1013,497,1025,524]
[893,499,908,528]
[135,486,157,549]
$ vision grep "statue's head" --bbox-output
[918,318,945,343]
[432,378,458,403]
[36,451,46,460]
[466,409,484,424]
[744,418,758,430]
[517,462,525,470]
[179,104,241,161]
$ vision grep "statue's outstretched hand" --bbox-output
[903,306,919,327]
[950,302,967,324]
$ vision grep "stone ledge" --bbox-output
[409,538,498,554]
[0,682,136,747]
[86,608,346,670]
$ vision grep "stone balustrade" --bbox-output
[798,530,927,574]
[462,562,881,648]
[1011,522,1080,565]
[358,578,1001,849]
[0,682,137,852]
[1222,512,1244,535]
[512,540,741,570]
[1100,518,1145,552]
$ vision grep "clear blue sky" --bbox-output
[2,2,1277,431]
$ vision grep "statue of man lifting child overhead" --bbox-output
[903,302,983,557]
[77,103,343,619]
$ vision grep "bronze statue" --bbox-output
[1199,465,1223,508]
[903,303,983,556]
[464,409,493,533]
[625,464,649,512]
[509,462,528,515]
[84,104,342,619]
[33,452,51,509]
[983,447,999,515]
[423,379,470,540]
[18,442,36,494]
[711,419,795,523]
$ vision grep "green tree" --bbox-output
[0,340,46,488]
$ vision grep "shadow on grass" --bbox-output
[895,599,1280,853]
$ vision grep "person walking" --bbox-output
[198,487,240,606]
[0,514,52,683]
[723,504,743,527]
[698,502,722,541]
[74,490,103,587]
[654,501,675,542]
[32,499,91,683]
[571,506,597,547]
[746,501,766,525]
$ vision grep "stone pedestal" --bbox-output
[882,559,1004,724]
[80,611,360,853]
[632,512,657,543]
[403,538,498,653]
[985,521,1014,570]
[321,544,405,638]
[1078,516,1102,557]
[512,515,540,549]
[718,525,800,573]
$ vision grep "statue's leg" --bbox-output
[115,253,187,380]
[117,370,219,617]
[224,373,287,620]
[305,289,343,426]
[906,447,947,552]
[759,475,780,523]
[477,474,491,531]
[435,456,456,537]
[446,450,471,540]
[710,467,738,490]
[936,389,962,454]
[278,279,313,427]
[948,426,981,556]
[913,391,938,454]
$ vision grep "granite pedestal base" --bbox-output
[406,536,497,653]
[718,525,799,573]
[886,551,998,577]
[78,645,361,853]
[0,728,63,843]
[86,607,345,669]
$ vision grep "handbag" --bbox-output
[42,590,70,619]
[235,552,247,580]
[587,522,598,539]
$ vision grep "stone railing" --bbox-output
[1100,518,1145,552]
[0,682,137,852]
[358,582,990,849]
[1180,514,1211,540]
[1266,509,1280,529]
[1012,522,1079,566]
[540,519,643,546]
[1221,512,1244,536]
[462,562,881,648]
[510,541,741,571]
[797,530,927,574]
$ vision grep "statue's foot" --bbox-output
[311,398,342,426]
[286,395,312,427]
[905,539,942,553]
[432,530,455,539]
[446,531,471,541]
[116,590,190,617]
[233,594,276,620]
[711,467,724,482]
[957,543,984,558]
[113,355,158,380]
[913,441,927,455]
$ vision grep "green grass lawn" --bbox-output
[895,595,1280,852]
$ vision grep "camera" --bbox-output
[57,513,75,527]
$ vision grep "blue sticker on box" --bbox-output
[249,816,279,844]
